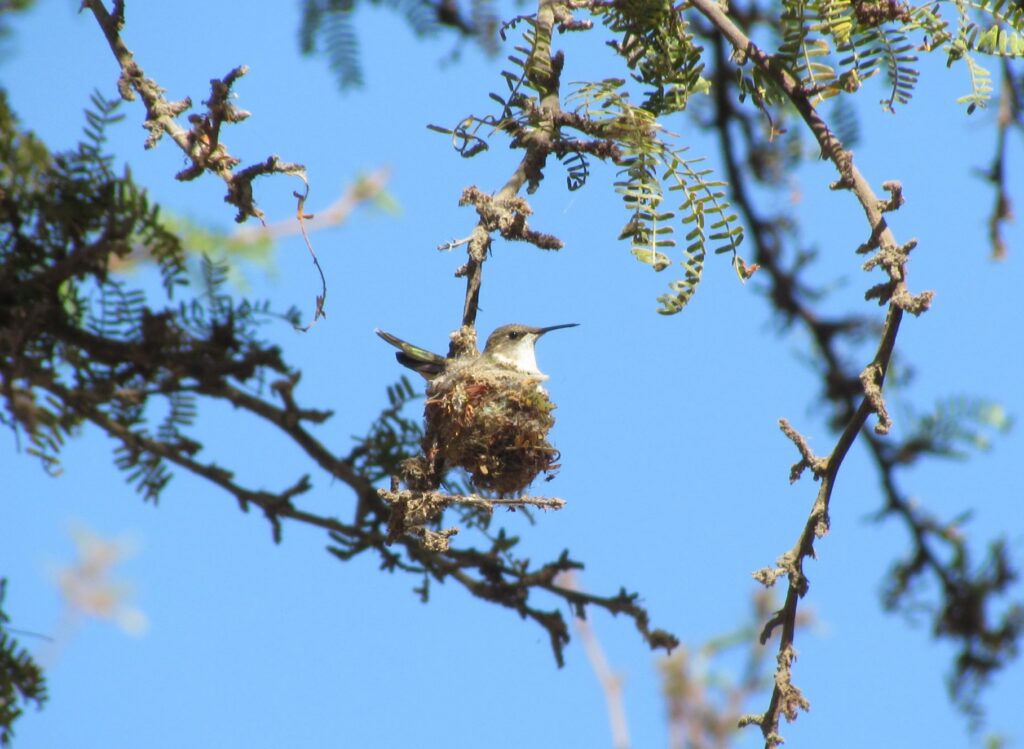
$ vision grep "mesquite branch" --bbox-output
[688,0,934,745]
[82,0,306,222]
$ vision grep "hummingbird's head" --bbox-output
[483,323,578,376]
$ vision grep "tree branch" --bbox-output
[452,0,568,332]
[81,0,307,222]
[688,1,934,745]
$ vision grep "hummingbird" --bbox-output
[375,323,579,380]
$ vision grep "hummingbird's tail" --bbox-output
[375,329,447,379]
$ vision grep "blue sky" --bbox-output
[2,1,1023,747]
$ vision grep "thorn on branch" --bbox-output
[879,180,905,213]
[271,372,302,413]
[527,228,565,249]
[248,475,313,543]
[774,643,810,721]
[759,608,786,644]
[754,566,788,588]
[779,418,828,482]
[859,362,892,434]
[266,509,283,543]
[861,245,905,281]
[226,156,307,223]
[862,239,926,307]
[892,288,934,316]
[827,150,856,190]
[737,712,767,730]
[437,236,472,251]
[115,66,136,102]
[146,96,193,149]
[864,279,897,306]
[205,66,251,125]
[855,221,886,255]
[777,548,810,596]
[110,0,125,26]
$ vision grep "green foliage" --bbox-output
[775,0,923,108]
[882,532,1024,723]
[426,17,552,160]
[898,396,1013,460]
[592,0,709,115]
[767,0,1024,113]
[913,1,1014,112]
[0,579,47,747]
[778,0,839,95]
[954,0,1024,58]
[0,93,48,188]
[570,79,745,313]
[956,50,995,112]
[347,377,475,501]
[348,376,424,483]
[828,92,862,145]
[300,0,368,89]
[298,0,498,89]
[0,0,34,48]
[121,212,276,291]
[0,93,299,500]
[842,25,920,110]
[434,8,746,313]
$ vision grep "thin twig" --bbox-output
[379,488,566,511]
[291,180,327,331]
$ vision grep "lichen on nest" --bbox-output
[404,358,561,495]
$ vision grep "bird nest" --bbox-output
[404,361,561,495]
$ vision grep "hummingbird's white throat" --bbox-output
[490,333,544,377]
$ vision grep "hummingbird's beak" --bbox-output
[537,323,580,336]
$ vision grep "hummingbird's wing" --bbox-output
[375,329,447,379]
